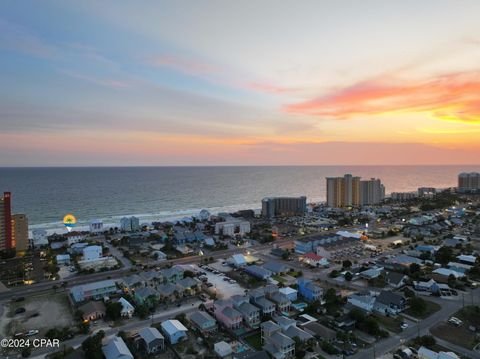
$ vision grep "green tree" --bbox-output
[435,246,454,265]
[81,331,105,359]
[408,296,427,316]
[344,272,353,281]
[106,301,122,321]
[342,260,352,268]
[135,304,149,319]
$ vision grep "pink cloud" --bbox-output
[284,71,480,123]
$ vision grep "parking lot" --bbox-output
[194,264,246,299]
[0,293,74,338]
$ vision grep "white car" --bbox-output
[400,323,409,330]
[25,330,39,337]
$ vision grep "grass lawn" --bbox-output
[430,323,476,350]
[244,332,262,350]
[405,299,441,319]
[373,314,403,333]
[272,275,287,283]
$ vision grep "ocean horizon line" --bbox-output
[1,163,480,169]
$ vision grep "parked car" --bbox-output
[25,330,39,337]
[14,307,26,314]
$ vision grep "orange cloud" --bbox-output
[284,71,480,123]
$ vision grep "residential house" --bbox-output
[177,277,201,296]
[160,266,184,283]
[413,279,439,293]
[56,254,71,265]
[231,295,261,328]
[160,320,188,344]
[456,254,477,265]
[119,274,144,293]
[360,266,384,280]
[432,268,465,281]
[134,287,158,307]
[138,327,164,354]
[78,301,106,321]
[140,271,163,287]
[297,279,323,302]
[347,292,376,313]
[214,300,243,330]
[118,297,135,318]
[300,253,328,267]
[70,280,117,304]
[447,262,473,274]
[249,289,276,317]
[261,321,295,359]
[418,346,459,359]
[270,292,291,314]
[373,290,406,316]
[273,315,313,342]
[385,271,408,289]
[189,310,217,334]
[157,283,181,303]
[303,322,336,341]
[245,265,272,280]
[214,341,233,358]
[102,336,133,359]
[263,262,289,275]
[279,287,297,302]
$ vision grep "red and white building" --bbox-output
[300,253,329,267]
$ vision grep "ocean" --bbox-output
[1,165,479,232]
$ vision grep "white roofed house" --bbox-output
[347,292,376,313]
[118,297,135,318]
[160,319,188,344]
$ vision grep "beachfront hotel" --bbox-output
[261,196,307,218]
[0,192,29,252]
[326,174,385,208]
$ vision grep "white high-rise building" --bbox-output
[360,178,385,205]
[120,216,140,232]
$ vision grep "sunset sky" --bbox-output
[1,0,480,166]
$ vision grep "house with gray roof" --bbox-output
[189,310,217,333]
[119,274,144,292]
[263,262,289,274]
[102,336,133,359]
[261,321,295,359]
[245,265,272,280]
[160,266,184,283]
[270,292,291,313]
[373,290,406,316]
[138,327,164,354]
[157,283,180,302]
[177,277,201,295]
[385,271,408,288]
[237,301,261,328]
[134,287,158,307]
[250,290,276,317]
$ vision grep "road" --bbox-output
[0,238,294,301]
[351,289,480,359]
[27,299,202,359]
